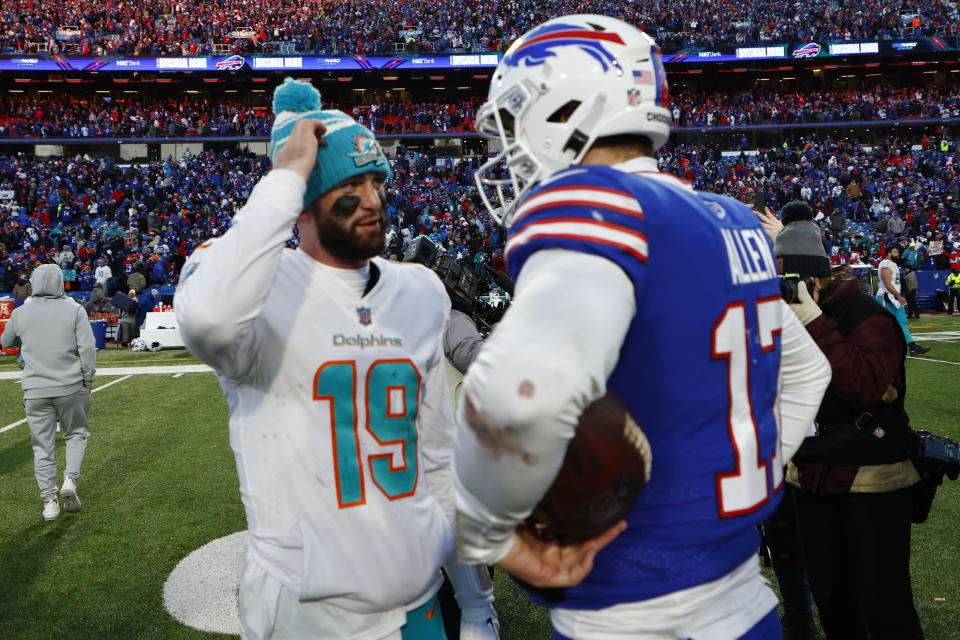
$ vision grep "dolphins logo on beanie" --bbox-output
[270,78,391,211]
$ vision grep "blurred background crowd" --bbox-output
[3,0,958,56]
[2,133,958,297]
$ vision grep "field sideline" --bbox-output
[0,317,957,639]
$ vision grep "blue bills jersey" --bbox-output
[506,163,786,608]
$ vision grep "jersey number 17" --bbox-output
[711,297,784,518]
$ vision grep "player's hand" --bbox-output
[752,204,784,246]
[273,119,326,183]
[496,520,627,588]
[83,384,92,390]
[788,281,823,326]
[898,294,908,305]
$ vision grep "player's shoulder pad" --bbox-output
[514,165,642,228]
[523,165,629,202]
[695,191,765,229]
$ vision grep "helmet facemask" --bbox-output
[476,16,672,228]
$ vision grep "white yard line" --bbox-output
[906,357,960,366]
[0,364,212,380]
[173,372,184,378]
[0,374,136,434]
[91,374,134,392]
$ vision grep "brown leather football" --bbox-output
[523,389,651,544]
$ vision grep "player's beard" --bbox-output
[313,203,387,264]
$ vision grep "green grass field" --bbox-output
[0,316,957,639]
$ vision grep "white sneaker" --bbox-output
[61,477,81,513]
[43,498,60,521]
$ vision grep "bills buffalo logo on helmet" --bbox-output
[347,134,384,168]
[216,55,246,71]
[502,23,625,73]
[792,43,822,58]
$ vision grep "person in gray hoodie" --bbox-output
[1,264,96,521]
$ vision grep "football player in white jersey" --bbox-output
[877,245,930,356]
[175,78,498,640]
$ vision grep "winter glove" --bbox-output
[789,280,822,325]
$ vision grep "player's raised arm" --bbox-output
[175,99,325,379]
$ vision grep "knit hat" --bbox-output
[774,201,832,277]
[269,78,391,212]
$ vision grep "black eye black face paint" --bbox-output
[331,195,361,218]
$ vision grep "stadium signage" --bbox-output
[4,38,955,73]
[827,42,880,55]
[792,43,822,58]
[156,57,208,70]
[251,57,303,69]
[55,28,83,40]
[735,45,787,59]
[449,54,500,66]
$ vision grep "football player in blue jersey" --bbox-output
[453,15,834,640]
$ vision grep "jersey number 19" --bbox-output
[314,359,421,509]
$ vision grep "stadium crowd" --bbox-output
[1,135,959,298]
[0,95,484,138]
[671,82,960,127]
[5,83,960,139]
[2,0,957,56]
[662,135,960,269]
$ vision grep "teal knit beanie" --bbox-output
[269,78,391,211]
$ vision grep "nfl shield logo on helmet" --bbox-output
[356,306,372,326]
[627,88,642,107]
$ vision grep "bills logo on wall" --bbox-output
[215,55,246,71]
[792,42,822,58]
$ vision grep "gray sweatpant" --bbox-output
[24,388,92,500]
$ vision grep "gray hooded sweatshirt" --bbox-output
[1,264,96,399]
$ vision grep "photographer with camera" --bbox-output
[772,201,924,640]
[405,235,512,375]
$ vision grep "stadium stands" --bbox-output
[3,0,957,55]
[4,82,959,139]
[0,95,484,138]
[1,133,957,299]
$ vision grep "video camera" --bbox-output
[403,235,511,335]
[909,430,960,481]
[906,429,960,523]
[779,274,816,304]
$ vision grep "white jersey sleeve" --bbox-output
[454,249,636,565]
[421,317,456,528]
[174,168,305,380]
[778,300,832,461]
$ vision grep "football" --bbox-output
[523,390,652,544]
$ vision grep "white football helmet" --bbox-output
[474,14,672,228]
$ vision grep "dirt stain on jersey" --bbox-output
[518,380,535,398]
[464,392,538,466]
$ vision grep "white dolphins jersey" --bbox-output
[175,169,455,617]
